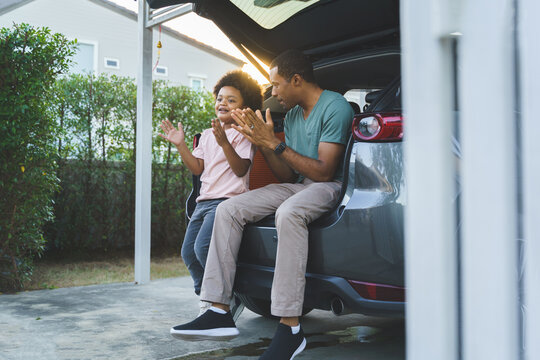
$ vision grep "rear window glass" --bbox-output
[345,85,402,113]
[230,0,320,29]
[373,86,401,112]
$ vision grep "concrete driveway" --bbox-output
[0,277,404,359]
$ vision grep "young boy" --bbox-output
[159,70,262,317]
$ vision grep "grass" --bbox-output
[23,250,190,291]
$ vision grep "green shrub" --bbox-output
[45,74,215,252]
[0,24,217,290]
[0,23,76,291]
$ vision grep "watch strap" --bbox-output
[274,142,287,155]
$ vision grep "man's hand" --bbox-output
[211,119,230,147]
[159,120,185,146]
[231,108,280,151]
[232,108,296,182]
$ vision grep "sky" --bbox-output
[110,0,269,84]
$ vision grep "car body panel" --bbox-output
[238,141,405,287]
[234,264,405,317]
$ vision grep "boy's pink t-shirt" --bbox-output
[192,127,255,202]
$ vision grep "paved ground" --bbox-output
[0,277,405,359]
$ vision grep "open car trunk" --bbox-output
[146,0,400,82]
[151,0,406,318]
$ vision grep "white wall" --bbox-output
[0,0,242,88]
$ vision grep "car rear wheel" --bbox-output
[236,294,312,319]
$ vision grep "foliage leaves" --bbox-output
[45,74,215,254]
[1,23,216,292]
[0,23,76,291]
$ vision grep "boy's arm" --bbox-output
[221,143,252,177]
[174,140,204,176]
[159,120,204,175]
[212,119,251,177]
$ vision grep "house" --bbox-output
[0,0,244,89]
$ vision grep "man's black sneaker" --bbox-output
[170,308,239,341]
[259,323,306,360]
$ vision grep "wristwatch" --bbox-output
[274,142,287,155]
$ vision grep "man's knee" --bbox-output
[216,196,252,225]
[275,203,305,227]
[215,198,236,219]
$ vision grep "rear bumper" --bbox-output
[234,262,405,318]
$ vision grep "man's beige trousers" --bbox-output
[200,179,341,317]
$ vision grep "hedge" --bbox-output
[1,23,216,291]
[45,74,214,252]
[0,23,76,291]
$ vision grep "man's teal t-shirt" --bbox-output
[284,90,353,182]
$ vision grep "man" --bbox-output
[170,49,353,360]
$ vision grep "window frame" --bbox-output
[188,73,207,90]
[70,39,99,74]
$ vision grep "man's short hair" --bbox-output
[213,70,263,110]
[270,49,316,84]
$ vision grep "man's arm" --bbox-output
[232,109,345,182]
[258,146,298,183]
[231,108,294,182]
[274,141,345,182]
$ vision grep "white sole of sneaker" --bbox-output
[170,327,240,341]
[291,337,306,359]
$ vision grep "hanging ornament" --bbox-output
[152,25,162,72]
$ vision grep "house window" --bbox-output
[191,78,203,90]
[154,66,168,76]
[70,41,97,74]
[104,57,120,69]
[189,74,207,90]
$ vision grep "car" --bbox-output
[152,0,405,318]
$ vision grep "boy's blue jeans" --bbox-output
[181,198,225,295]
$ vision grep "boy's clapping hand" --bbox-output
[211,119,230,147]
[159,120,185,146]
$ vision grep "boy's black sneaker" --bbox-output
[259,323,306,360]
[170,308,239,341]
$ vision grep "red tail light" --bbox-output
[352,112,403,142]
[348,280,405,302]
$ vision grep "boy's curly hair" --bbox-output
[213,70,263,111]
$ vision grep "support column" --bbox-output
[519,0,540,358]
[135,0,153,284]
[401,0,459,359]
[459,0,519,359]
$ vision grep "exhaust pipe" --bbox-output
[330,297,351,316]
